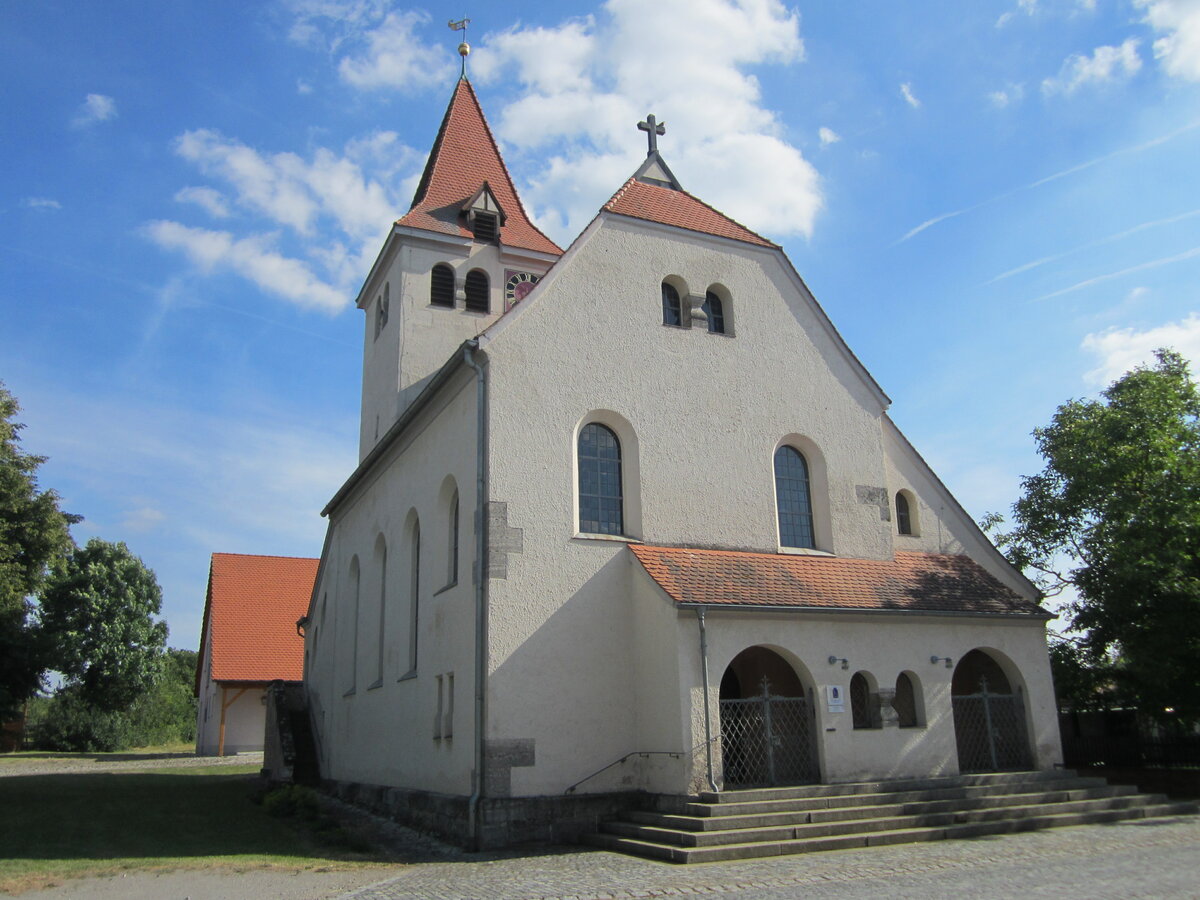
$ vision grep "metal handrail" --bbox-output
[564,737,718,795]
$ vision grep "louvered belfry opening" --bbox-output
[464,269,490,313]
[431,264,455,308]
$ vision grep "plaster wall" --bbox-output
[306,367,479,795]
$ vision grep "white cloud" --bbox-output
[22,197,62,210]
[144,220,346,312]
[174,186,231,218]
[1082,312,1200,384]
[154,124,415,310]
[72,93,117,127]
[988,83,1025,107]
[470,0,819,240]
[900,82,921,107]
[335,10,454,90]
[173,129,401,239]
[818,126,841,145]
[1042,38,1142,95]
[1135,0,1200,80]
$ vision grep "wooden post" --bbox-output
[217,686,251,757]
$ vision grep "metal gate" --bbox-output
[952,678,1033,772]
[719,678,818,787]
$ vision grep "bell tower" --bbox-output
[354,64,562,460]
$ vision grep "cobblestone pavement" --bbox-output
[0,750,263,777]
[338,815,1200,900]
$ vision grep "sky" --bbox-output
[3,0,1200,653]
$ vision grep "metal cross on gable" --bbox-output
[638,114,665,157]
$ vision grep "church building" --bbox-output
[301,64,1061,850]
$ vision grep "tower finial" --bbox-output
[449,18,471,79]
[637,114,665,157]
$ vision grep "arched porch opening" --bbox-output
[718,646,818,787]
[951,648,1033,772]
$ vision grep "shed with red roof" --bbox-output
[195,553,317,756]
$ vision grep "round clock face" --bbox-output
[504,271,540,307]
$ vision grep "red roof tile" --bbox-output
[201,553,318,684]
[630,545,1047,617]
[399,79,562,257]
[603,177,778,248]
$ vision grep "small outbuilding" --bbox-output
[195,552,318,756]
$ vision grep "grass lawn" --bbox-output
[0,764,393,895]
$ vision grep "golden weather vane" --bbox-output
[449,18,471,78]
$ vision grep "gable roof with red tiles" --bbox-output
[198,553,319,687]
[630,545,1048,618]
[603,176,779,249]
[398,78,562,257]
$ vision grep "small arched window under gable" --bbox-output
[774,445,815,549]
[895,492,912,535]
[431,264,455,308]
[464,269,489,313]
[578,422,623,536]
[661,281,682,327]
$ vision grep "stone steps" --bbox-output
[586,771,1200,864]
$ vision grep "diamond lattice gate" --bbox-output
[952,678,1034,773]
[719,679,819,787]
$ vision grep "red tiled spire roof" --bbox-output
[630,545,1047,617]
[603,177,778,248]
[398,79,562,256]
[200,553,319,685]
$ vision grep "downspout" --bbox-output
[695,608,719,793]
[463,341,488,850]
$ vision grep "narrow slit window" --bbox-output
[896,492,913,535]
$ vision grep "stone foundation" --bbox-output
[322,779,649,849]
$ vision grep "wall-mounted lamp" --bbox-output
[930,655,952,668]
[296,615,310,638]
[828,655,849,670]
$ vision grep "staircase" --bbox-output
[586,770,1199,863]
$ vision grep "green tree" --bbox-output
[38,539,168,712]
[994,349,1200,710]
[0,382,78,719]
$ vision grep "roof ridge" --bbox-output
[212,552,319,562]
[602,176,777,249]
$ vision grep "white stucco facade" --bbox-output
[302,85,1059,844]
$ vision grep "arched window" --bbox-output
[893,673,919,727]
[447,489,459,585]
[661,282,682,327]
[431,264,455,308]
[896,492,913,535]
[774,446,815,549]
[346,557,360,694]
[851,672,878,729]
[374,535,387,686]
[578,423,623,535]
[703,290,725,334]
[408,520,421,673]
[464,269,489,313]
